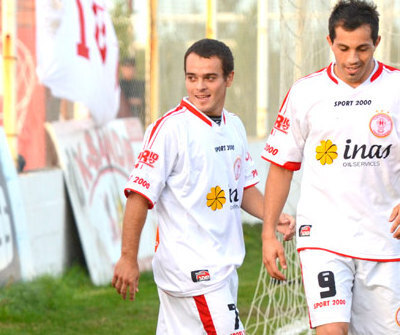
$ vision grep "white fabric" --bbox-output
[125,97,259,297]
[36,0,120,125]
[262,60,400,260]
[299,249,400,334]
[156,271,245,335]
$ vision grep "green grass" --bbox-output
[0,223,263,334]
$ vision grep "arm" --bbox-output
[112,192,149,301]
[262,164,293,281]
[241,185,264,220]
[241,185,295,240]
[389,204,400,239]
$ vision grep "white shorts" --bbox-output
[156,272,245,335]
[299,249,400,335]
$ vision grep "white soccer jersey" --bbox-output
[262,60,400,260]
[125,97,259,297]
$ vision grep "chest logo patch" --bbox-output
[207,186,226,211]
[233,157,242,180]
[316,140,338,165]
[369,113,393,138]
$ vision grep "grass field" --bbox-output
[0,223,263,335]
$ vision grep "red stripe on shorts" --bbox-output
[193,295,217,334]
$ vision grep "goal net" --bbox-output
[244,235,312,335]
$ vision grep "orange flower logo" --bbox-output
[206,186,226,211]
[316,140,338,165]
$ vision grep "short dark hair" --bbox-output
[329,0,379,44]
[121,57,136,67]
[184,39,234,79]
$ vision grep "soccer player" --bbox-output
[261,1,400,334]
[112,38,295,334]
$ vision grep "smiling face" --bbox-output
[327,24,380,88]
[185,53,234,117]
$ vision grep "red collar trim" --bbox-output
[327,61,383,84]
[370,61,383,82]
[327,63,338,84]
[180,99,213,127]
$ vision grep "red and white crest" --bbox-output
[369,113,393,138]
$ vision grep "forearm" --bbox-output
[241,185,264,220]
[262,164,293,240]
[120,192,149,260]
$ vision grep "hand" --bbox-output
[276,213,296,241]
[112,256,140,301]
[262,236,287,281]
[389,204,400,239]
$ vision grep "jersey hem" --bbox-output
[297,247,400,262]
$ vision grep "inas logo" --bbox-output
[316,140,338,165]
[207,186,226,211]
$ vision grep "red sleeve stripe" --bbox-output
[180,99,213,126]
[278,89,291,115]
[147,105,184,147]
[124,188,155,209]
[261,156,301,171]
[278,66,328,115]
[244,181,259,190]
[382,63,400,72]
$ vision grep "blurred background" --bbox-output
[1,2,400,332]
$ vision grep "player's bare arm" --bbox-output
[389,203,400,239]
[112,192,149,301]
[262,164,293,281]
[241,185,295,240]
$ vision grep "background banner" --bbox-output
[36,0,120,125]
[46,118,155,285]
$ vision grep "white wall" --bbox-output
[18,169,83,277]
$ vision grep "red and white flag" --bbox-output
[36,0,120,125]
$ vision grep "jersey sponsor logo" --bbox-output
[369,112,393,138]
[191,269,210,282]
[234,157,242,180]
[207,186,226,211]
[343,139,391,159]
[215,144,235,152]
[132,176,150,189]
[316,138,392,167]
[273,114,290,134]
[299,225,312,237]
[206,186,241,211]
[396,307,400,327]
[135,150,159,168]
[316,140,338,165]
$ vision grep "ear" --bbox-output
[374,35,381,48]
[326,35,333,47]
[226,71,234,88]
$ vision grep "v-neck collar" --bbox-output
[180,98,226,127]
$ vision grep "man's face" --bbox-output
[327,24,380,87]
[185,53,233,117]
